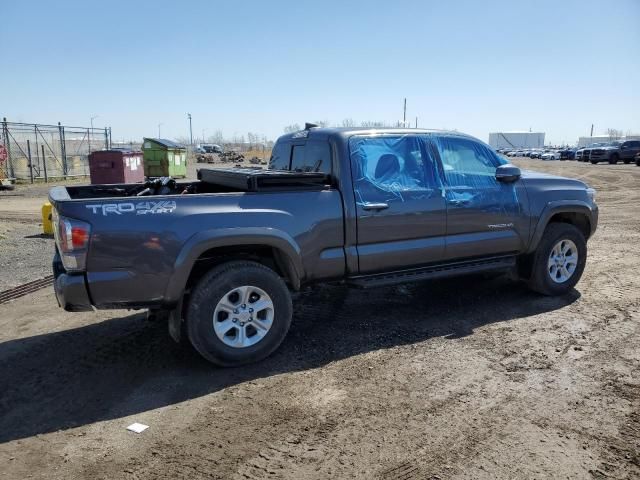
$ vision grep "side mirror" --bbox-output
[495,164,521,182]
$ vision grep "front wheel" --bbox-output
[526,223,587,296]
[186,260,293,366]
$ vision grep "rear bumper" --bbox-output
[53,254,93,312]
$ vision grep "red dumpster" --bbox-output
[88,150,144,184]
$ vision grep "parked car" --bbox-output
[541,151,560,160]
[49,126,598,366]
[589,141,623,164]
[559,148,577,160]
[619,140,640,164]
[201,144,223,154]
[578,143,603,162]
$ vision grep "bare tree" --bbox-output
[361,120,386,128]
[313,120,329,128]
[211,130,224,145]
[284,124,301,133]
[606,128,623,140]
[341,118,356,127]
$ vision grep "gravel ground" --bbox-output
[0,221,53,289]
[0,158,638,480]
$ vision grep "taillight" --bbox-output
[53,210,91,272]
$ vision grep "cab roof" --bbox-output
[276,127,480,143]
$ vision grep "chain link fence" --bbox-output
[1,119,112,182]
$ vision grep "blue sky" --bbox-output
[1,0,639,145]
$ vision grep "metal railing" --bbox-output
[0,118,112,182]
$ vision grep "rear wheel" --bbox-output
[609,153,619,164]
[526,223,587,296]
[186,260,292,366]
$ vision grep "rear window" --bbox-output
[269,140,331,175]
[268,142,291,170]
[291,141,331,174]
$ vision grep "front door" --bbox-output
[431,135,527,260]
[351,134,447,274]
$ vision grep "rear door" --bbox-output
[431,135,528,260]
[350,134,447,273]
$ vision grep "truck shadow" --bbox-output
[0,275,579,443]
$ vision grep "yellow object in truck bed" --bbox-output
[42,202,53,235]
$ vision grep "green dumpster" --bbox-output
[142,138,187,178]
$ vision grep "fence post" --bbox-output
[27,139,34,183]
[42,145,48,183]
[2,117,15,179]
[104,127,109,150]
[59,121,68,178]
[34,124,40,174]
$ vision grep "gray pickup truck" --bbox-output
[50,126,598,366]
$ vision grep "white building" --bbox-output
[577,135,640,147]
[488,131,545,149]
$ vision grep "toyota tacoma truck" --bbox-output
[49,126,598,366]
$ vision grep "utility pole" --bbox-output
[403,98,406,126]
[590,124,594,139]
[415,117,418,128]
[187,113,193,145]
[158,123,163,138]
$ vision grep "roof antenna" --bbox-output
[305,122,318,130]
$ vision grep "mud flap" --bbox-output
[167,297,184,344]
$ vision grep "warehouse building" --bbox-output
[488,131,545,149]
[577,135,640,147]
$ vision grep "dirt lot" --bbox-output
[0,159,638,479]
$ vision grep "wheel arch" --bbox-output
[527,202,595,255]
[164,228,303,306]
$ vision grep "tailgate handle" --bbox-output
[362,202,389,211]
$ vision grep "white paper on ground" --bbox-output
[126,422,149,434]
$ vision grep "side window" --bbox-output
[433,136,498,188]
[349,135,440,203]
[268,142,291,170]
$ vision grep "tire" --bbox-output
[526,223,587,296]
[609,153,619,164]
[590,159,597,164]
[623,159,630,164]
[186,260,293,366]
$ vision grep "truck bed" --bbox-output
[49,168,330,202]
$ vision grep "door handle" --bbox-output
[362,202,389,211]
[447,199,470,206]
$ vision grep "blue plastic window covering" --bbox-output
[349,135,441,204]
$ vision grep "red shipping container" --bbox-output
[89,150,145,184]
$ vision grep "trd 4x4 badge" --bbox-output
[86,201,177,216]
